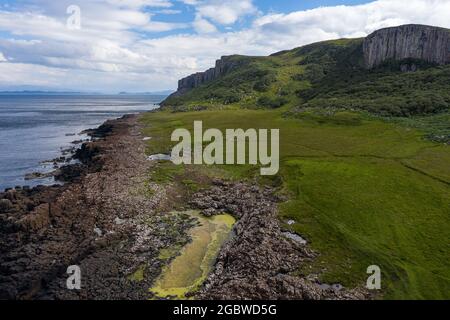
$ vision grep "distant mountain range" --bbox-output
[0,91,86,95]
[118,90,174,96]
[0,90,173,96]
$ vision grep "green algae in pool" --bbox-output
[150,211,235,299]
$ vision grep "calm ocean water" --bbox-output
[0,94,162,190]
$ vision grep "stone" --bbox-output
[363,24,450,69]
[94,227,103,237]
[0,199,13,212]
[114,217,126,225]
[282,231,307,245]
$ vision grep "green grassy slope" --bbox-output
[141,109,450,299]
[162,38,450,121]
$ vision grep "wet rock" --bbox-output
[24,171,59,181]
[54,164,83,182]
[74,143,101,164]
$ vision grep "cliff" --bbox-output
[162,24,450,117]
[175,55,248,95]
[363,24,450,68]
[169,25,450,97]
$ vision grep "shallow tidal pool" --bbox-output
[150,211,235,299]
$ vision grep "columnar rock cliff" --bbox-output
[363,24,450,68]
[167,24,450,100]
[175,55,246,95]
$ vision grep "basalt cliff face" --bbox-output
[172,55,247,96]
[363,24,450,68]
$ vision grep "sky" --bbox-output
[0,0,449,93]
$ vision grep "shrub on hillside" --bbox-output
[257,96,288,109]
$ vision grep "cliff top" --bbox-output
[366,24,450,36]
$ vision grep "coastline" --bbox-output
[0,112,370,300]
[0,113,194,299]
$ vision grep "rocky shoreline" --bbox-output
[0,113,370,300]
[0,114,194,299]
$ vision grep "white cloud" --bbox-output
[193,14,217,33]
[195,0,257,25]
[1,0,450,92]
[253,0,450,42]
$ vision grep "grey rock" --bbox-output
[363,24,450,69]
[282,231,307,245]
[93,227,103,237]
[114,217,126,225]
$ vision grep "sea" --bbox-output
[0,94,163,191]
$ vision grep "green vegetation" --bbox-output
[162,54,303,110]
[128,265,146,282]
[149,161,185,184]
[162,38,450,118]
[141,108,450,299]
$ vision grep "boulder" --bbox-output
[0,199,13,212]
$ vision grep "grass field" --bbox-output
[140,108,450,299]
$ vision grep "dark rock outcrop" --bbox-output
[363,24,450,68]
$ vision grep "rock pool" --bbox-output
[150,211,235,299]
